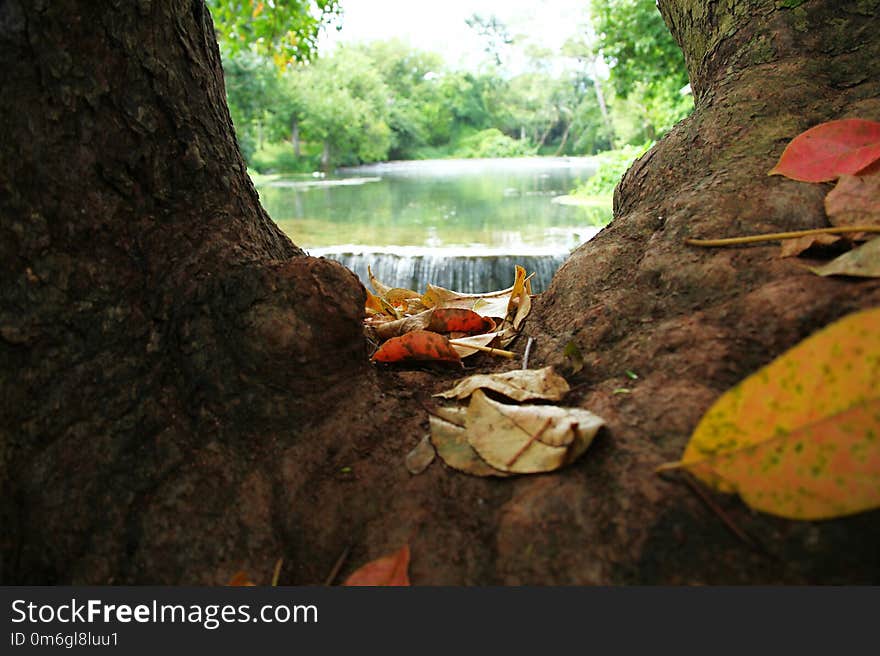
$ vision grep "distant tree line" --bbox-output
[211,0,693,172]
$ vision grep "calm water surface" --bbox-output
[255,157,611,291]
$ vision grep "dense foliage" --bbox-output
[213,0,693,173]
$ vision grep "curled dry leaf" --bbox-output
[810,237,880,278]
[435,366,570,402]
[343,545,411,586]
[371,330,462,364]
[428,406,510,477]
[368,265,392,297]
[466,390,604,474]
[405,434,436,475]
[660,307,880,520]
[365,308,433,342]
[447,330,504,358]
[769,118,880,183]
[422,284,512,319]
[824,165,880,227]
[778,233,842,258]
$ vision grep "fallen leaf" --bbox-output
[779,233,842,258]
[466,390,604,474]
[384,287,422,308]
[507,265,533,331]
[405,434,436,475]
[367,265,392,297]
[810,237,880,277]
[824,165,880,227]
[563,340,585,374]
[422,284,512,318]
[661,307,880,520]
[428,308,496,334]
[365,289,385,315]
[428,406,511,477]
[366,308,433,341]
[227,571,256,586]
[435,366,570,402]
[343,545,411,586]
[447,330,504,358]
[769,118,880,182]
[371,330,462,364]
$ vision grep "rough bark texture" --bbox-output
[2,0,879,585]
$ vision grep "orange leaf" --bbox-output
[227,571,256,586]
[769,118,880,183]
[428,308,496,334]
[371,330,462,364]
[365,289,385,315]
[343,545,410,586]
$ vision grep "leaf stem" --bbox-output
[506,417,553,468]
[448,339,516,358]
[685,225,880,247]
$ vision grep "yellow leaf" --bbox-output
[664,307,880,519]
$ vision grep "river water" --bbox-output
[256,157,611,293]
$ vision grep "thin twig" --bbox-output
[685,225,880,247]
[324,545,352,586]
[271,557,283,587]
[522,337,535,369]
[448,339,516,358]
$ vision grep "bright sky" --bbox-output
[318,0,590,73]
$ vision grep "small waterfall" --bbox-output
[314,249,569,293]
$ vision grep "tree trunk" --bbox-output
[553,119,572,156]
[2,0,879,585]
[291,118,301,157]
[1,0,368,584]
[321,141,331,172]
[589,61,616,147]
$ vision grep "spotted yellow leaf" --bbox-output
[660,307,880,520]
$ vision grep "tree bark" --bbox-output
[1,0,368,583]
[2,0,879,585]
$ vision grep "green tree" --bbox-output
[291,51,392,168]
[589,0,692,142]
[208,0,341,65]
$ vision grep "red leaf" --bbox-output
[769,118,880,183]
[343,545,410,586]
[428,308,496,334]
[371,330,462,364]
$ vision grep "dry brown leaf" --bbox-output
[779,233,842,258]
[428,406,510,477]
[365,308,433,342]
[368,265,392,296]
[422,285,512,318]
[466,390,604,474]
[810,237,880,277]
[825,166,880,227]
[405,434,436,475]
[447,330,504,358]
[435,366,570,402]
